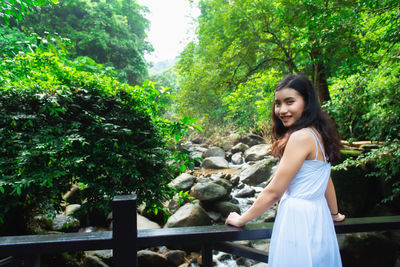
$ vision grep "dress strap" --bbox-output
[306,128,327,162]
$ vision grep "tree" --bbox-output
[176,0,364,127]
[0,0,57,25]
[18,0,151,85]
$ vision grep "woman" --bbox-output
[225,74,345,266]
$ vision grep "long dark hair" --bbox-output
[271,74,342,163]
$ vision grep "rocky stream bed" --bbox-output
[32,135,400,266]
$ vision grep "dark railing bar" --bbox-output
[137,224,270,248]
[2,216,400,256]
[214,241,269,263]
[0,231,113,257]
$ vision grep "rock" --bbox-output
[52,214,80,232]
[212,178,233,196]
[191,137,204,144]
[237,183,245,189]
[65,204,81,216]
[203,147,226,158]
[83,255,110,267]
[166,250,186,266]
[229,175,240,186]
[165,194,189,214]
[31,215,53,232]
[190,182,228,202]
[244,144,272,162]
[137,214,161,229]
[231,143,250,154]
[237,135,266,147]
[229,198,239,204]
[231,152,244,165]
[189,151,203,167]
[217,253,232,261]
[263,208,277,222]
[196,177,212,183]
[240,157,277,186]
[169,173,196,191]
[201,157,229,169]
[164,203,211,228]
[252,263,269,267]
[206,210,221,222]
[235,187,256,198]
[213,201,241,218]
[137,250,172,267]
[85,250,113,266]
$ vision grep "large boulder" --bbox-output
[244,144,272,162]
[240,157,277,186]
[166,250,186,266]
[203,147,226,158]
[237,135,266,147]
[231,143,250,154]
[137,214,161,229]
[201,157,229,169]
[137,250,172,267]
[213,201,241,218]
[164,203,211,228]
[52,214,80,232]
[85,250,113,266]
[190,182,229,202]
[231,152,244,165]
[235,186,256,198]
[169,173,196,191]
[212,178,233,196]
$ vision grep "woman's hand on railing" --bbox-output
[332,212,345,222]
[225,212,245,227]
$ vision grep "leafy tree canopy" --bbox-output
[15,0,151,85]
[0,0,57,24]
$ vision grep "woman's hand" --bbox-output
[332,212,345,222]
[225,212,245,227]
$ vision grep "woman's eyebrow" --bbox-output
[283,97,295,101]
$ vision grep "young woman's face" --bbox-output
[274,87,305,128]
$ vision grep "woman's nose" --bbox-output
[279,104,288,114]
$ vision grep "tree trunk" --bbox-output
[312,61,330,103]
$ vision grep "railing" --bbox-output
[1,194,400,267]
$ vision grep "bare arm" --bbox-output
[225,130,313,227]
[325,177,345,222]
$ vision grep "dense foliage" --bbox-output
[176,0,399,201]
[0,50,176,234]
[13,0,151,85]
[0,0,57,25]
[176,0,398,130]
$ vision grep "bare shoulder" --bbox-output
[288,128,314,144]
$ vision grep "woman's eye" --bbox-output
[287,100,294,105]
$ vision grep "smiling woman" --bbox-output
[274,88,305,128]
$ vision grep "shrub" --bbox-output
[0,50,174,234]
[327,63,400,203]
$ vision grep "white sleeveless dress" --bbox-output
[268,129,342,267]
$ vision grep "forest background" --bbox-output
[0,0,399,235]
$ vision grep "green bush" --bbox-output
[327,63,400,203]
[0,50,175,234]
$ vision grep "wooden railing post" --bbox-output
[112,195,137,267]
[201,243,214,267]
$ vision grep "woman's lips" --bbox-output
[280,116,291,122]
